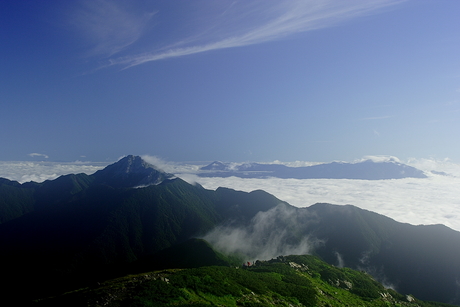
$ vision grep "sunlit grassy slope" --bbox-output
[35,254,455,307]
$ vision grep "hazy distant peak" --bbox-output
[200,161,229,171]
[199,158,427,180]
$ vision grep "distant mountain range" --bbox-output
[0,155,458,305]
[199,159,427,179]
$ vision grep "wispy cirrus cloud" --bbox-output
[104,0,406,69]
[70,0,155,57]
[360,115,394,120]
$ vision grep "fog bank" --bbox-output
[203,204,320,261]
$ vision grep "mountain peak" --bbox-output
[200,161,229,171]
[113,155,156,173]
[92,155,174,188]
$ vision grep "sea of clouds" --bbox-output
[191,175,460,231]
[0,161,109,183]
[157,155,460,233]
[1,156,459,232]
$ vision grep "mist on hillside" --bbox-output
[203,204,322,261]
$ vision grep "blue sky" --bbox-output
[1,0,459,163]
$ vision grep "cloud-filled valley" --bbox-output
[192,174,460,232]
[180,157,460,232]
[1,156,459,232]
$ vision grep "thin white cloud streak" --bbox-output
[355,155,401,163]
[109,0,405,68]
[360,115,394,120]
[28,153,49,159]
[70,0,155,56]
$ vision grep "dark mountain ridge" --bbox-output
[92,155,174,188]
[0,155,459,305]
[0,157,285,302]
[200,159,427,179]
[0,155,174,223]
[305,203,460,304]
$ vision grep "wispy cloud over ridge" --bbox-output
[105,0,405,69]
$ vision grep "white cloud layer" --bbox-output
[178,158,460,232]
[1,156,459,233]
[0,161,108,183]
[141,155,202,174]
[28,153,49,159]
[190,175,460,231]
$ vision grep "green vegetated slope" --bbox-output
[35,254,455,307]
